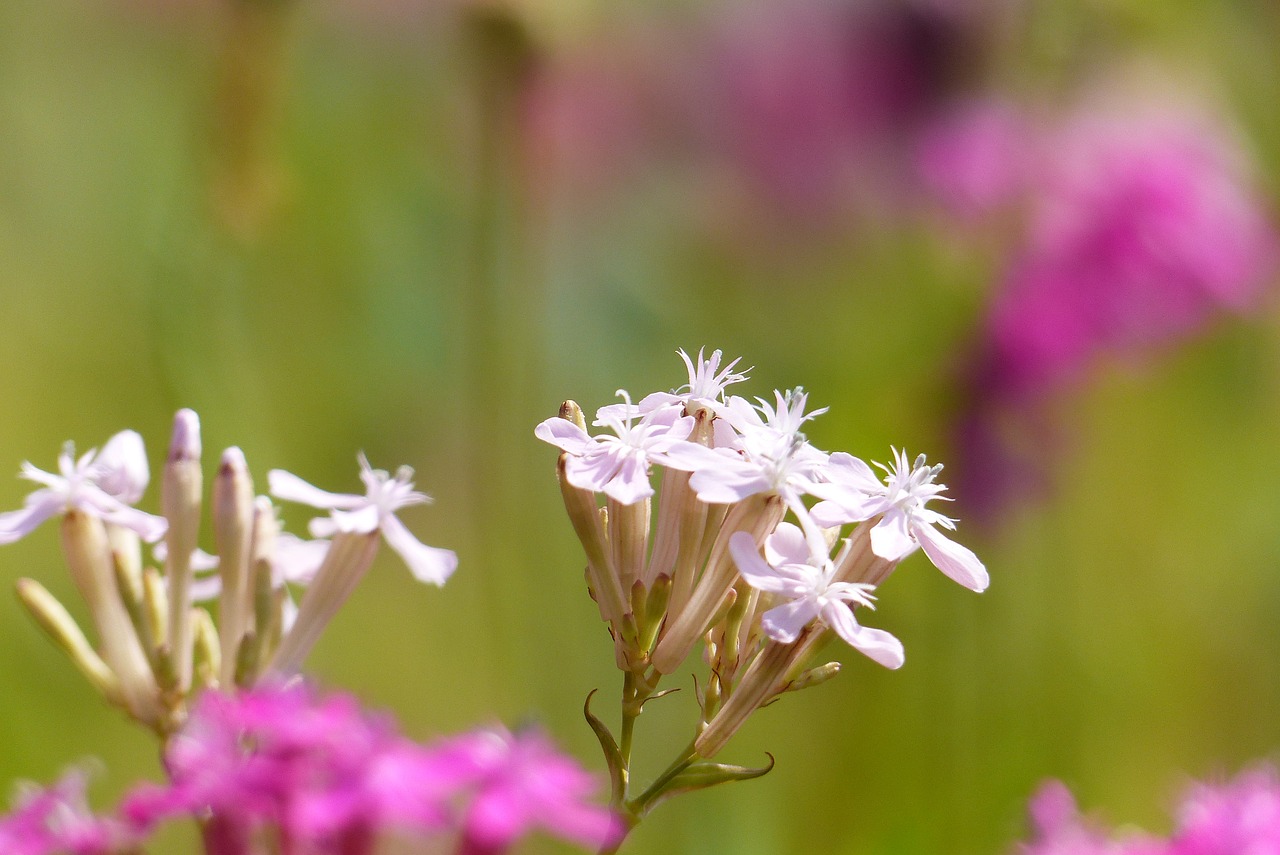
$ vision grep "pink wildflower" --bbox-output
[123,683,449,852]
[1170,766,1280,855]
[436,726,623,855]
[0,770,127,855]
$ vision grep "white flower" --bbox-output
[535,392,695,504]
[729,524,904,669]
[810,448,989,592]
[267,454,457,585]
[0,431,166,544]
[659,388,828,506]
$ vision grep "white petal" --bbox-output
[272,534,329,586]
[103,505,169,543]
[268,469,364,511]
[761,598,821,644]
[92,430,150,503]
[729,531,796,595]
[329,504,381,534]
[533,418,594,455]
[914,522,989,592]
[381,514,457,585]
[822,452,883,492]
[602,454,654,505]
[869,509,917,562]
[188,574,222,602]
[563,450,622,494]
[309,517,340,538]
[763,522,810,566]
[687,466,772,504]
[0,491,63,544]
[807,485,886,525]
[823,604,904,669]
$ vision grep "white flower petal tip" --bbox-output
[915,523,989,592]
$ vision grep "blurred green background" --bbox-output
[1,1,1279,853]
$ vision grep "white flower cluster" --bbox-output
[0,411,455,733]
[538,349,987,757]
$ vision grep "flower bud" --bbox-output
[163,409,202,690]
[213,447,254,686]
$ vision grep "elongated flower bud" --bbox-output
[163,409,202,690]
[213,447,254,686]
[15,578,121,704]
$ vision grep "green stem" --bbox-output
[628,743,700,815]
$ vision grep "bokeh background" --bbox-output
[2,0,1280,853]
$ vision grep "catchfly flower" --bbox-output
[730,524,904,669]
[535,392,695,504]
[811,449,988,592]
[0,430,166,544]
[269,453,456,585]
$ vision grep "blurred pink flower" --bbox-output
[948,92,1278,524]
[433,726,623,855]
[123,683,449,853]
[1017,780,1167,855]
[917,99,1030,219]
[978,97,1277,397]
[0,770,127,855]
[122,683,618,854]
[1171,766,1280,855]
[1016,767,1280,855]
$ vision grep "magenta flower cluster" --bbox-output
[923,96,1278,399]
[1,684,619,855]
[1018,768,1280,855]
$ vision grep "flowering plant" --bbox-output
[0,349,990,854]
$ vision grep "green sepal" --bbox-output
[583,689,627,804]
[634,754,775,817]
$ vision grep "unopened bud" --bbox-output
[191,608,220,690]
[15,578,121,704]
[214,447,255,686]
[558,400,587,431]
[785,661,841,693]
[163,409,203,691]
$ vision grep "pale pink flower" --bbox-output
[268,455,456,585]
[811,449,988,592]
[659,388,829,507]
[535,393,695,504]
[730,524,904,669]
[0,430,166,544]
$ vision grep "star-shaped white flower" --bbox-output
[659,388,829,507]
[535,392,695,505]
[729,523,904,669]
[810,448,988,592]
[0,430,167,544]
[267,455,457,586]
